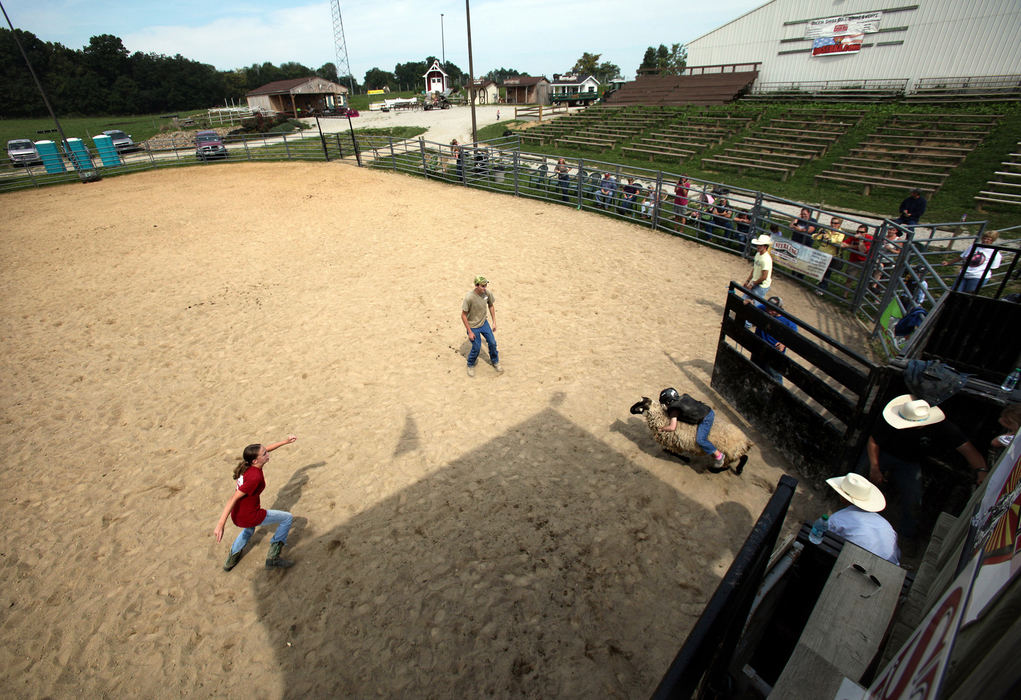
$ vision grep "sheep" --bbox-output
[629,396,750,474]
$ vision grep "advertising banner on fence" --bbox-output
[806,12,881,38]
[769,237,831,282]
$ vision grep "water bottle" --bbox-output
[809,514,829,544]
[1002,368,1020,393]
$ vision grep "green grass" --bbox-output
[0,111,209,150]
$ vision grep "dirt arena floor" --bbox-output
[0,162,864,698]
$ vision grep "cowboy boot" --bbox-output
[223,547,246,571]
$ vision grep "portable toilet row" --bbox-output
[32,134,122,174]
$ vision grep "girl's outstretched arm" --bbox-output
[214,490,246,542]
[265,435,297,452]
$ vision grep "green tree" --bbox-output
[638,47,657,74]
[363,67,395,90]
[394,60,427,91]
[570,52,621,85]
[316,62,339,83]
[481,67,522,84]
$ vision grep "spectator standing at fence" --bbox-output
[713,195,737,242]
[673,176,691,224]
[813,216,846,296]
[554,158,571,202]
[944,230,1003,294]
[860,394,987,542]
[596,172,617,209]
[536,161,550,193]
[824,473,901,565]
[461,275,501,377]
[791,207,816,246]
[872,228,903,291]
[844,223,873,269]
[620,177,639,214]
[743,234,774,300]
[896,189,927,226]
[751,295,797,384]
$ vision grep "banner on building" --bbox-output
[806,12,881,38]
[812,33,865,57]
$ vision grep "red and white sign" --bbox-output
[812,33,864,57]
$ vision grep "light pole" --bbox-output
[441,13,446,73]
[465,0,477,143]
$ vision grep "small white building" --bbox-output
[550,73,600,98]
[423,60,451,94]
[467,79,500,105]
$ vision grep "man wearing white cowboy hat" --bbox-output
[825,473,900,564]
[743,234,773,300]
[862,394,987,541]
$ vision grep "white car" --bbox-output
[7,139,42,167]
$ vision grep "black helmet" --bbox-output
[659,388,680,405]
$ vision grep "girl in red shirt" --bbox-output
[214,435,297,571]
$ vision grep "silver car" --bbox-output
[101,129,139,152]
[7,139,42,167]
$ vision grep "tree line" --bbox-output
[1,27,676,118]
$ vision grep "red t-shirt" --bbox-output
[231,466,267,527]
[848,233,873,264]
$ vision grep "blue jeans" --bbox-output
[467,320,498,367]
[230,509,293,555]
[954,276,983,293]
[695,410,718,455]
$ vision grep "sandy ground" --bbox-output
[0,160,862,698]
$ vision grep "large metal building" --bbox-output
[685,0,1021,91]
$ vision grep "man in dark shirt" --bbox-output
[863,394,986,539]
[896,189,927,226]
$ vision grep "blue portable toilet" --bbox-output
[35,140,67,174]
[65,138,94,171]
[93,134,121,167]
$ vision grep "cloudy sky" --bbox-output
[6,0,766,80]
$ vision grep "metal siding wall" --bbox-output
[686,0,1021,87]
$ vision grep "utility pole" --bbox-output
[465,0,477,143]
[441,13,446,73]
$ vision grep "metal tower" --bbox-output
[330,1,355,96]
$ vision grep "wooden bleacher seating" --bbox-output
[817,112,1001,196]
[975,142,1021,209]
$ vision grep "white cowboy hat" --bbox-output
[882,394,945,429]
[826,473,886,512]
[750,234,772,246]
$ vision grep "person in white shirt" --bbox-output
[825,472,901,565]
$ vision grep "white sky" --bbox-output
[6,0,767,81]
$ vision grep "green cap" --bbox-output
[474,275,489,286]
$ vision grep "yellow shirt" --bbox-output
[813,229,845,257]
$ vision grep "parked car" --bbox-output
[195,130,228,160]
[101,129,139,152]
[6,139,43,167]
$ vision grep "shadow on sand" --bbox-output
[254,407,751,697]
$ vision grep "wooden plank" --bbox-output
[770,545,905,698]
